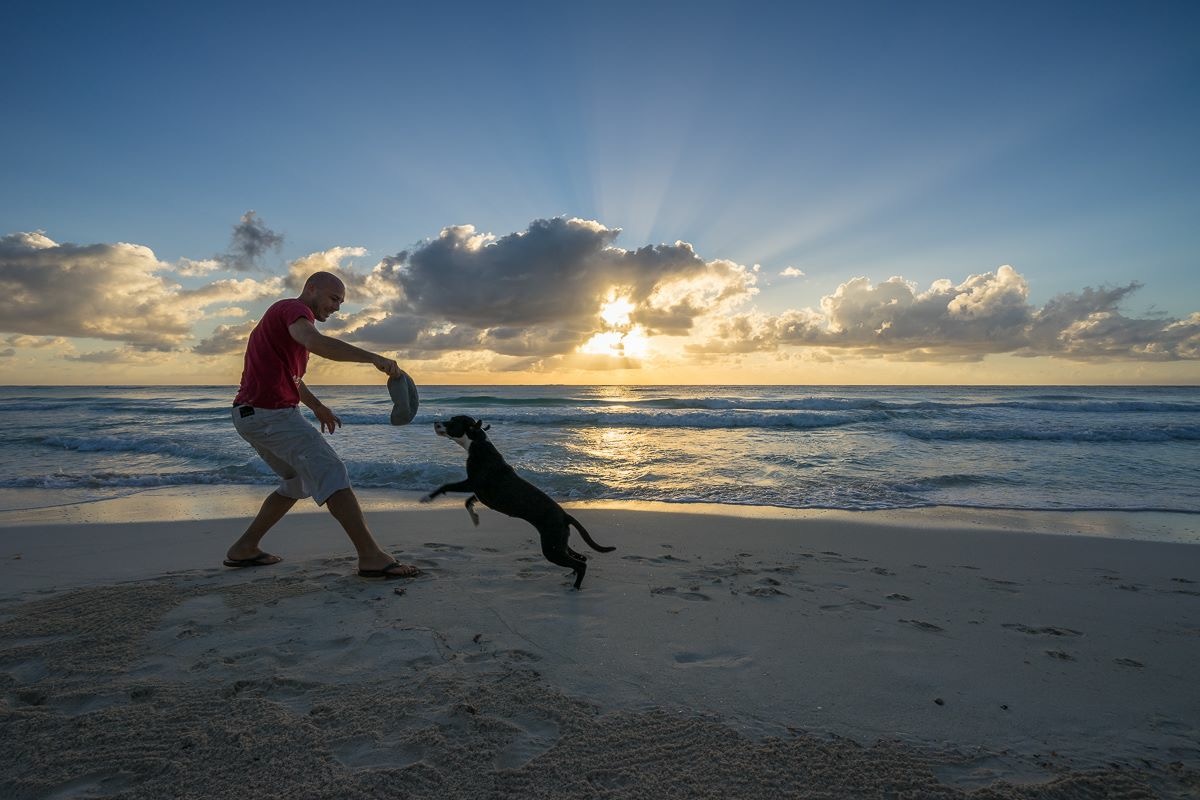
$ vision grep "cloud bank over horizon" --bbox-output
[1,215,1197,375]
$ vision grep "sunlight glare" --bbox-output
[599,294,635,326]
[580,324,650,359]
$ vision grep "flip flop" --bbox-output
[223,552,282,568]
[358,561,422,579]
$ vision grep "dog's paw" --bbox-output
[468,512,480,526]
[419,494,435,504]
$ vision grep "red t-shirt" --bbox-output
[234,299,315,408]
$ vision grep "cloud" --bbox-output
[179,276,283,310]
[780,267,805,278]
[690,266,1200,361]
[5,334,71,349]
[65,346,177,366]
[283,246,401,308]
[174,258,224,277]
[220,211,283,272]
[346,217,758,358]
[193,320,258,356]
[0,231,194,349]
[0,232,280,351]
[6,218,1195,373]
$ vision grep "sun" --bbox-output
[599,295,635,327]
[580,292,650,359]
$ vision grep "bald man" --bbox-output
[225,271,420,579]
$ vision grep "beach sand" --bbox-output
[2,488,1198,798]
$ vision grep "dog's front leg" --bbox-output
[420,479,475,504]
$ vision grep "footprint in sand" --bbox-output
[898,619,944,632]
[623,554,689,564]
[673,650,751,669]
[820,600,883,612]
[42,771,132,799]
[1114,658,1145,668]
[332,735,426,770]
[650,586,711,602]
[464,648,543,664]
[494,713,561,770]
[1001,623,1082,637]
[1045,650,1076,661]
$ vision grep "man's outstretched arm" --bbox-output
[288,318,403,377]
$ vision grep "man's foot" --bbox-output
[358,561,422,579]
[223,552,282,568]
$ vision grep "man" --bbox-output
[225,271,420,579]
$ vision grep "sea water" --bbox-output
[1,385,1196,518]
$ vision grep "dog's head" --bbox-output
[432,415,490,449]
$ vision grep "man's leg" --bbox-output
[324,487,419,576]
[226,490,297,563]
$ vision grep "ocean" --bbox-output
[1,385,1197,521]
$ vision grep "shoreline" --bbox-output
[2,483,1198,544]
[2,487,1198,797]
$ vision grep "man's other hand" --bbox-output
[314,405,343,434]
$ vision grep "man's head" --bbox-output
[300,272,345,322]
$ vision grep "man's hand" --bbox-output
[372,354,403,378]
[313,404,342,434]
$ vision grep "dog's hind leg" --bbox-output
[465,495,480,526]
[538,526,588,589]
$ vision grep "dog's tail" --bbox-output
[566,514,615,553]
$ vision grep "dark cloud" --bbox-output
[393,219,625,327]
[221,211,283,272]
[346,217,756,358]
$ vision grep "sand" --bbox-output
[1,488,1198,799]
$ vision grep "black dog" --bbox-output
[421,415,614,588]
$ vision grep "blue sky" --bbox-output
[2,1,1198,384]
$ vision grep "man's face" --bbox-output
[311,283,344,322]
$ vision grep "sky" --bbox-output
[2,0,1198,386]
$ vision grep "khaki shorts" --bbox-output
[232,406,350,505]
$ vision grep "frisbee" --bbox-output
[387,372,420,425]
